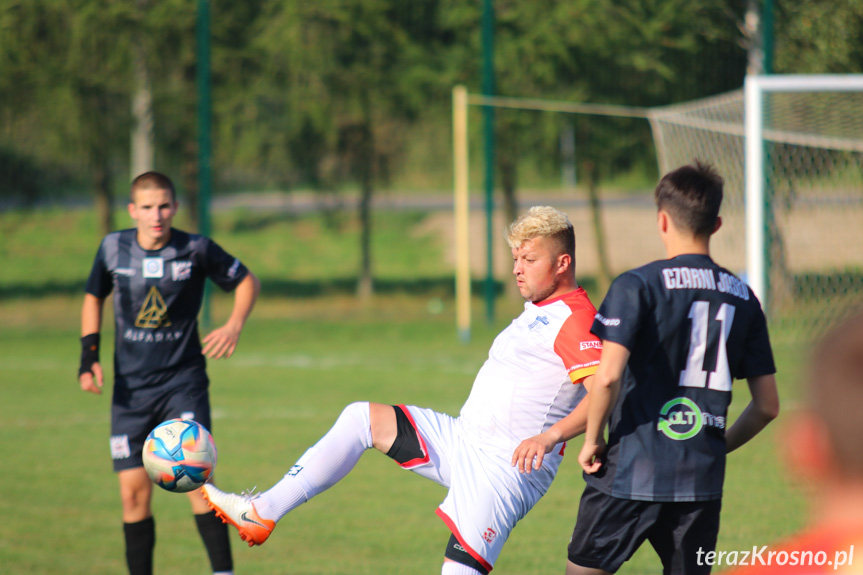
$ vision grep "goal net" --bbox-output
[649,75,863,341]
[452,76,863,342]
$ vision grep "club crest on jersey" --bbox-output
[142,257,164,278]
[135,286,172,328]
[657,397,726,440]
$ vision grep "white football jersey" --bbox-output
[458,288,602,467]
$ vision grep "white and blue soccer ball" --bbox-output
[142,419,217,493]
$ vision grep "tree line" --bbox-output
[1,0,861,294]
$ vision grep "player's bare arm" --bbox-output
[725,374,780,453]
[513,375,594,474]
[579,342,629,474]
[201,272,260,360]
[79,293,105,394]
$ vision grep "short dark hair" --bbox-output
[654,160,723,238]
[130,171,176,202]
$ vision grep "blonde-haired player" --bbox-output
[204,206,602,574]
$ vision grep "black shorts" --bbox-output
[568,483,721,575]
[110,381,212,472]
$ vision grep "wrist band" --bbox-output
[79,333,100,376]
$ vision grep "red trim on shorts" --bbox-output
[394,405,431,469]
[435,508,494,573]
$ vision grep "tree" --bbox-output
[0,1,135,231]
[774,0,863,73]
[250,0,448,298]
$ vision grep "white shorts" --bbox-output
[398,405,554,572]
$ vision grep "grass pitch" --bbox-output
[0,208,807,574]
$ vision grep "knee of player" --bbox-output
[119,484,152,514]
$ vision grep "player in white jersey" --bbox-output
[202,206,602,574]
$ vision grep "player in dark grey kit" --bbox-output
[568,161,780,575]
[78,172,260,575]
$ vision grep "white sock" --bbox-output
[255,402,374,521]
[441,561,485,575]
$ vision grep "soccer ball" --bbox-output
[142,419,217,493]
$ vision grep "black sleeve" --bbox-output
[738,303,776,379]
[591,271,649,350]
[84,242,113,298]
[203,238,249,292]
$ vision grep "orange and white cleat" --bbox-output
[202,484,275,547]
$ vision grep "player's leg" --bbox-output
[565,561,612,575]
[113,398,157,575]
[647,500,721,575]
[442,557,487,574]
[118,468,156,575]
[193,510,233,575]
[164,384,234,574]
[436,435,543,575]
[203,401,386,545]
[442,538,490,574]
[189,487,233,574]
[566,484,658,574]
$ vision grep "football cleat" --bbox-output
[202,484,275,547]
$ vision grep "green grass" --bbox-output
[0,207,809,574]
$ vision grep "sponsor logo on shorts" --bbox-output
[579,340,603,351]
[110,435,131,459]
[595,313,620,327]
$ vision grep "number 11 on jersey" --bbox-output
[679,301,735,392]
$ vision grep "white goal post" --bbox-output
[745,74,863,304]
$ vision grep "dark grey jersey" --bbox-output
[85,228,248,392]
[587,254,775,502]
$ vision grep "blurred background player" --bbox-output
[77,171,260,575]
[726,309,863,574]
[570,161,780,575]
[203,206,602,575]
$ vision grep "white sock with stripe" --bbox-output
[254,401,374,521]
